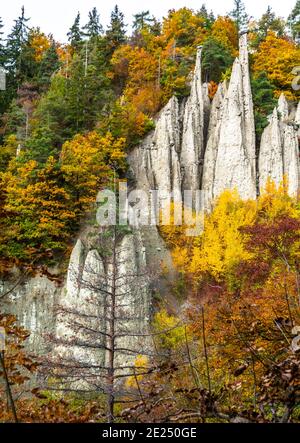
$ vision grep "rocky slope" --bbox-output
[259,94,300,196]
[1,34,299,368]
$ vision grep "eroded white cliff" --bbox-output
[203,34,256,204]
[212,58,256,200]
[259,94,300,196]
[2,32,299,368]
[180,46,206,192]
[259,108,284,190]
[129,96,182,196]
[202,82,226,209]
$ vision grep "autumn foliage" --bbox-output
[0,2,300,424]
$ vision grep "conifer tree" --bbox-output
[229,0,248,30]
[2,8,30,115]
[37,39,60,89]
[252,6,285,47]
[202,37,234,83]
[83,7,103,38]
[67,12,83,48]
[0,16,4,66]
[197,4,215,28]
[199,4,208,19]
[251,72,277,143]
[6,6,30,72]
[288,0,300,42]
[133,10,154,32]
[106,5,126,53]
[46,224,156,423]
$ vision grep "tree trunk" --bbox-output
[106,225,117,423]
[0,351,18,423]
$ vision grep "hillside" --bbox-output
[0,1,300,424]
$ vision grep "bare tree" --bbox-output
[0,351,18,423]
[44,224,165,422]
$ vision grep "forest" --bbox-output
[0,0,300,424]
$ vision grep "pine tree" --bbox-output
[2,7,31,116]
[6,6,30,71]
[288,1,300,42]
[198,4,208,19]
[209,11,216,23]
[251,72,277,144]
[67,12,83,47]
[252,6,285,47]
[150,17,161,36]
[37,39,60,89]
[133,10,154,32]
[30,40,113,151]
[83,7,103,38]
[0,17,5,67]
[66,44,112,133]
[0,17,4,49]
[197,4,215,28]
[17,41,39,84]
[202,37,234,83]
[229,0,248,30]
[106,5,126,53]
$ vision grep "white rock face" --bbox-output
[283,124,300,196]
[129,96,182,196]
[202,34,257,204]
[113,234,152,369]
[295,101,300,138]
[1,273,58,353]
[296,101,300,125]
[66,238,84,299]
[129,47,210,201]
[239,32,256,179]
[4,33,299,370]
[56,249,107,369]
[131,34,257,208]
[212,58,256,200]
[202,82,226,209]
[79,249,106,302]
[180,47,205,192]
[259,94,299,196]
[54,230,153,378]
[278,93,289,121]
[259,108,284,190]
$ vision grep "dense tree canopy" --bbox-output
[0,2,298,268]
[0,2,299,424]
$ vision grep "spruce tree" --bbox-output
[2,7,31,115]
[66,43,112,133]
[202,37,234,83]
[106,5,126,52]
[198,4,209,19]
[83,7,103,38]
[251,72,277,144]
[229,0,248,30]
[252,6,285,47]
[0,16,4,46]
[133,10,154,32]
[6,6,30,72]
[150,18,161,36]
[37,40,60,89]
[67,12,83,47]
[260,6,284,35]
[197,4,215,28]
[0,17,5,67]
[288,1,300,42]
[208,11,216,24]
